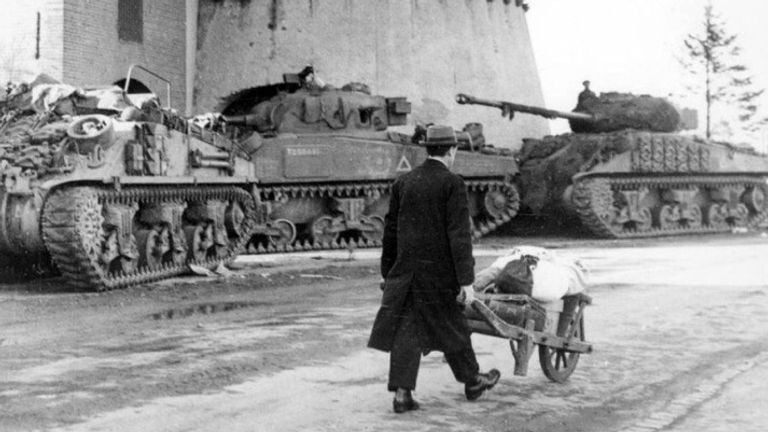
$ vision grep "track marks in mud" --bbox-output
[614,351,768,432]
[150,301,271,320]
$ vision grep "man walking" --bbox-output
[368,125,500,413]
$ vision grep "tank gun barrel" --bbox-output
[455,93,594,122]
[222,114,259,126]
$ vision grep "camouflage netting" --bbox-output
[569,92,681,134]
[516,132,637,216]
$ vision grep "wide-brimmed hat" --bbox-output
[423,124,458,146]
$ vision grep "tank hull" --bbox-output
[221,78,521,252]
[245,134,520,251]
[517,130,768,238]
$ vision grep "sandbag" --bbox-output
[493,255,538,295]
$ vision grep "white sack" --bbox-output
[474,245,589,299]
[530,259,570,302]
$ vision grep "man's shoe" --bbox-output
[465,369,501,401]
[393,394,420,413]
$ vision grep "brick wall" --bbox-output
[194,0,549,149]
[62,0,187,109]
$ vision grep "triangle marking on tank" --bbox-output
[396,155,412,172]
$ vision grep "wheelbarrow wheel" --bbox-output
[538,314,584,383]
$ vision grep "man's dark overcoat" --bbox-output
[367,158,475,354]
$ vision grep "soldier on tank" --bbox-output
[576,80,598,111]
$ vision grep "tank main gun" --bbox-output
[456,93,594,122]
[456,89,683,134]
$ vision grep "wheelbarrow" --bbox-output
[464,292,593,383]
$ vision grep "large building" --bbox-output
[0,0,548,148]
[0,0,189,110]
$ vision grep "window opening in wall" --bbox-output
[113,78,154,107]
[118,0,143,43]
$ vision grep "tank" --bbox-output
[0,66,520,290]
[0,65,266,289]
[217,67,520,252]
[457,91,768,238]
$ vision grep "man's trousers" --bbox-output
[387,301,479,391]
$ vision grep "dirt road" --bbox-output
[1,234,767,431]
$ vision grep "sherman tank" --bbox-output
[216,67,520,252]
[456,89,768,238]
[0,65,265,289]
[0,66,519,290]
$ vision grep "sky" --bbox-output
[526,0,768,147]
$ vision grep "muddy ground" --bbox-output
[1,232,768,431]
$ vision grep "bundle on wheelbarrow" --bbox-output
[464,292,593,383]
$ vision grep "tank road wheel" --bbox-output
[483,190,507,220]
[481,184,520,222]
[657,204,678,230]
[267,218,297,247]
[685,205,703,228]
[185,224,215,262]
[361,215,385,244]
[743,186,767,214]
[136,228,170,268]
[310,215,339,246]
[635,207,652,232]
[100,230,138,275]
[539,314,584,383]
[728,203,750,227]
[167,224,188,266]
[100,203,139,275]
[225,202,246,238]
[707,204,728,229]
[610,206,652,233]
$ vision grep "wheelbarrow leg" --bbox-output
[509,319,536,376]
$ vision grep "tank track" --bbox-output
[35,179,517,289]
[41,185,256,291]
[571,174,768,238]
[247,179,520,253]
[469,179,520,240]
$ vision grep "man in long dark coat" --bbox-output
[368,125,500,413]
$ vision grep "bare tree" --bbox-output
[680,2,768,140]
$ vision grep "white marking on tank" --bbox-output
[396,155,412,172]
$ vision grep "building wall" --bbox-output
[0,0,64,83]
[195,0,549,149]
[61,0,187,109]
